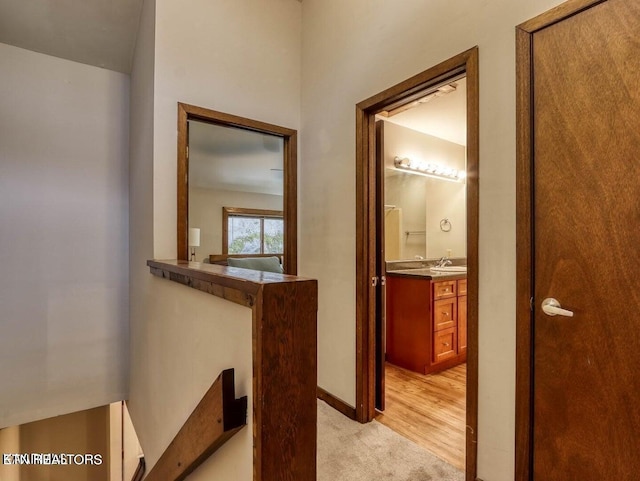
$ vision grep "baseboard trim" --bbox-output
[317,386,356,420]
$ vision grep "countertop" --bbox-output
[386,268,467,281]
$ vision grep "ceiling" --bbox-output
[189,120,284,196]
[0,0,461,190]
[0,0,144,73]
[383,77,467,146]
[0,0,307,74]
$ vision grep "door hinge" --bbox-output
[380,275,386,286]
[371,276,379,287]
[186,145,189,159]
[530,297,534,311]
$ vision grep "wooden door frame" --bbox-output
[515,1,604,479]
[355,47,479,480]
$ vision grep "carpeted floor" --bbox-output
[317,400,464,481]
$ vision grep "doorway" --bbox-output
[376,76,468,470]
[355,48,479,480]
[516,0,640,479]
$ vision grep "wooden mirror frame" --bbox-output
[177,103,298,274]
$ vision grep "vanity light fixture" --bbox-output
[393,156,465,182]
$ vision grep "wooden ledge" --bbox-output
[148,259,318,481]
[147,260,312,308]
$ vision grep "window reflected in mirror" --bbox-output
[223,207,284,255]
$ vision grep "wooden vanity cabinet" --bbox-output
[458,294,467,354]
[386,274,467,375]
[456,278,467,353]
[385,275,433,374]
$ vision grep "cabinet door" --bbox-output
[385,275,431,373]
[458,295,467,354]
[433,327,457,363]
[433,298,456,331]
[458,278,468,296]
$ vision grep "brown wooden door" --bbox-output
[526,0,640,479]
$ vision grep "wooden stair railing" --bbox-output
[131,456,145,481]
[147,260,317,481]
[145,369,248,481]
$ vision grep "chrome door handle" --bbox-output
[541,298,574,317]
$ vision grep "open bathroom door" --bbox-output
[375,120,386,411]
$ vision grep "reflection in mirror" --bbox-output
[177,104,297,274]
[188,121,284,261]
[381,77,467,262]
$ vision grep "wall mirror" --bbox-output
[380,76,467,262]
[177,103,297,274]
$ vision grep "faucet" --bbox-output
[435,256,453,267]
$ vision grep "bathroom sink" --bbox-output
[430,266,467,273]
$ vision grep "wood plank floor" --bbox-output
[376,362,466,470]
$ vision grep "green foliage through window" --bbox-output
[226,211,284,255]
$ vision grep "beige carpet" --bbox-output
[317,401,464,481]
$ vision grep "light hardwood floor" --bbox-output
[375,362,466,470]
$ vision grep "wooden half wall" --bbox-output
[147,260,317,481]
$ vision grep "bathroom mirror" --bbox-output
[177,103,297,274]
[380,77,467,262]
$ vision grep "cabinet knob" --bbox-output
[443,342,450,347]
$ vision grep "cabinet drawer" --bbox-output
[433,298,456,331]
[458,278,467,296]
[433,280,456,299]
[434,327,457,363]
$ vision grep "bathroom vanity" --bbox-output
[385,269,467,375]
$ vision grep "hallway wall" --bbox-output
[127,0,302,478]
[0,43,129,429]
[299,1,564,479]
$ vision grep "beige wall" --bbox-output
[127,0,156,466]
[109,402,143,481]
[299,1,564,480]
[189,187,283,261]
[0,426,21,481]
[17,406,109,481]
[152,0,301,259]
[127,0,302,479]
[425,179,466,260]
[0,42,129,429]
